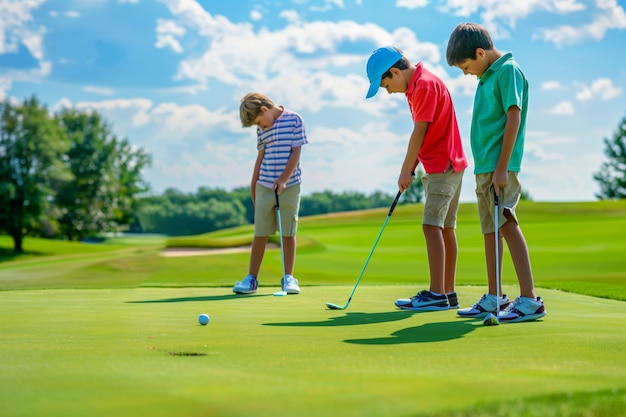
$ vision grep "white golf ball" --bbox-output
[198,314,210,325]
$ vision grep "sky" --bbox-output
[1,0,625,202]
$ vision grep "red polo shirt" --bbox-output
[406,63,468,174]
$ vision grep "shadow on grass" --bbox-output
[126,293,270,303]
[0,247,46,262]
[264,310,416,327]
[344,320,476,345]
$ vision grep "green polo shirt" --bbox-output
[471,52,528,174]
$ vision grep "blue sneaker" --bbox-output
[395,290,449,311]
[233,275,258,294]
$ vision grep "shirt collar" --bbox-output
[406,62,423,96]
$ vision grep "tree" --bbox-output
[0,97,70,252]
[54,109,151,240]
[594,113,626,199]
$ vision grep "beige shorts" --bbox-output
[422,167,464,229]
[254,183,301,237]
[476,172,521,234]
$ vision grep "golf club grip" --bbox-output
[388,190,403,216]
[275,190,279,208]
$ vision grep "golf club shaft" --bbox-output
[275,191,286,279]
[494,190,500,318]
[339,190,404,308]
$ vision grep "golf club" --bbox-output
[484,189,500,326]
[273,190,288,296]
[326,190,404,310]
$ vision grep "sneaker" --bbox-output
[457,293,510,318]
[498,296,546,323]
[395,290,449,311]
[446,292,459,309]
[281,275,301,294]
[233,275,258,294]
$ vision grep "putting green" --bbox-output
[1,285,624,417]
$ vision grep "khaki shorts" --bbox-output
[475,172,521,234]
[422,167,464,229]
[254,183,301,237]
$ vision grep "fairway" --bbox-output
[2,201,626,416]
[1,286,625,417]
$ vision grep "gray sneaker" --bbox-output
[456,293,510,318]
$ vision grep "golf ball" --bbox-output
[198,314,210,325]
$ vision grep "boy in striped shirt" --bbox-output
[233,93,308,295]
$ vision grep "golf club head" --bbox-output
[325,302,345,310]
[273,291,287,296]
[483,312,500,326]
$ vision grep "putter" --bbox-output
[326,190,404,310]
[484,189,500,326]
[273,190,288,297]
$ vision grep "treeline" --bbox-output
[0,96,150,252]
[1,96,425,250]
[134,181,424,237]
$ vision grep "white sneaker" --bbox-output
[457,293,510,318]
[281,275,301,294]
[232,275,258,294]
[498,296,546,323]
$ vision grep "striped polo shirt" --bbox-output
[256,108,308,189]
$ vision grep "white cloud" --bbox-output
[549,100,575,115]
[576,77,623,101]
[154,19,186,53]
[541,81,563,91]
[65,10,80,18]
[84,85,116,96]
[250,10,263,21]
[0,77,11,101]
[440,0,586,38]
[534,0,626,46]
[396,0,428,10]
[0,0,47,59]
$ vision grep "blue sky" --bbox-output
[2,0,625,202]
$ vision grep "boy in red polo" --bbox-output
[366,46,468,311]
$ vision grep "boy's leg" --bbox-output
[442,227,458,294]
[500,218,536,299]
[483,231,503,296]
[282,236,296,276]
[423,224,445,294]
[277,184,300,279]
[248,236,269,277]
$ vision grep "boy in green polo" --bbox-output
[446,22,546,323]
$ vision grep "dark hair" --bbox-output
[381,56,411,79]
[446,22,494,66]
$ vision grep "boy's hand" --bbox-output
[398,170,414,192]
[274,181,287,194]
[492,168,508,196]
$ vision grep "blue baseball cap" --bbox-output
[365,46,403,99]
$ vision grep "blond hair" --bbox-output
[239,93,275,127]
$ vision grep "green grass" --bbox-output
[1,200,625,416]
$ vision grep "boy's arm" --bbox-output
[274,145,302,194]
[494,106,521,194]
[250,149,264,204]
[399,121,427,191]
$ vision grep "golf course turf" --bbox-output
[1,201,625,416]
